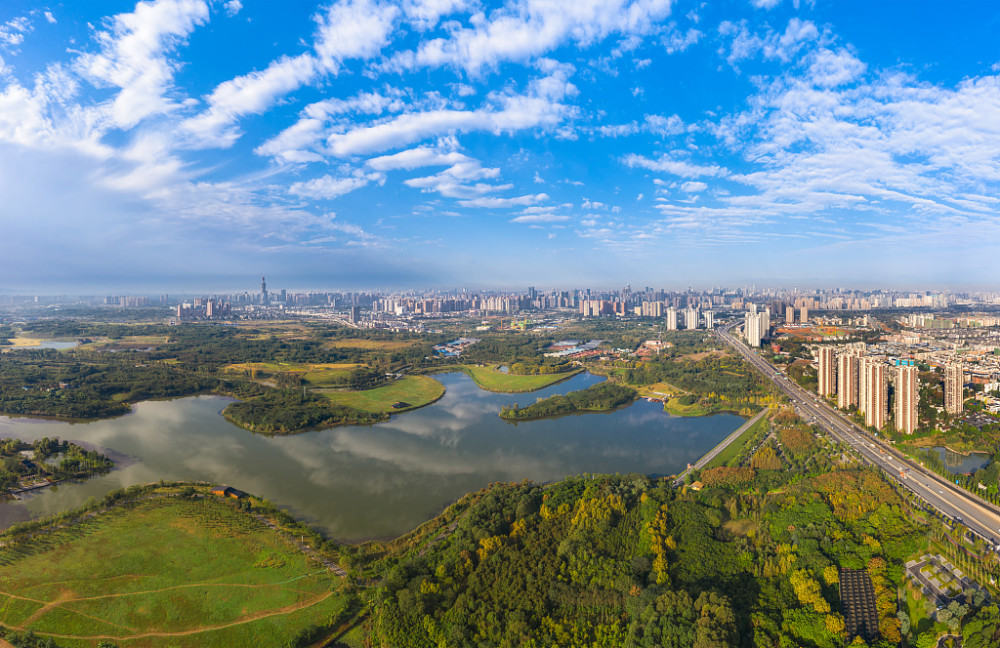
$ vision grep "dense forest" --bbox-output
[500,382,637,420]
[361,405,996,648]
[220,391,385,434]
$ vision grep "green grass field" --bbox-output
[225,361,363,386]
[454,365,582,393]
[0,496,346,647]
[317,375,445,413]
[703,413,770,469]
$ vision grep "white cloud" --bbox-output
[184,0,399,148]
[751,0,782,9]
[718,17,819,68]
[511,212,568,223]
[181,53,318,147]
[582,198,606,209]
[808,48,865,87]
[314,0,399,70]
[396,0,674,74]
[680,181,707,192]
[289,169,385,199]
[624,153,729,178]
[325,68,577,157]
[403,0,471,31]
[224,1,243,17]
[44,11,57,25]
[256,91,408,163]
[367,145,471,171]
[76,0,210,129]
[662,26,701,53]
[594,113,685,138]
[459,193,548,208]
[0,16,32,48]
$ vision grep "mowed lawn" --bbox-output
[0,497,346,647]
[318,375,445,413]
[457,365,582,393]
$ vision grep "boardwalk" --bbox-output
[673,408,768,486]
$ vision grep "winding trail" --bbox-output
[3,590,333,641]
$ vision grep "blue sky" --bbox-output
[1,0,999,293]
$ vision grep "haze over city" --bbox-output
[1,0,999,292]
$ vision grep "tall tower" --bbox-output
[837,353,859,409]
[863,361,887,430]
[685,307,699,330]
[666,307,678,331]
[895,365,918,434]
[818,347,836,397]
[261,276,268,305]
[945,364,964,415]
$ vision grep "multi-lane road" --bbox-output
[716,322,1000,550]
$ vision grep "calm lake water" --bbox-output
[0,372,743,540]
[930,446,991,475]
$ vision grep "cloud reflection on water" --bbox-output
[0,373,742,539]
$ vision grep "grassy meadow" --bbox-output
[317,375,445,413]
[0,495,346,647]
[452,364,582,392]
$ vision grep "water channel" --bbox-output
[0,371,744,541]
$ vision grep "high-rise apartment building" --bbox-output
[863,361,887,430]
[685,307,699,330]
[745,312,763,347]
[640,301,663,317]
[857,356,869,415]
[666,307,678,331]
[837,353,859,409]
[818,347,836,397]
[895,365,918,434]
[785,306,795,324]
[800,306,808,323]
[704,311,714,329]
[945,364,964,415]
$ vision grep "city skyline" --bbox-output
[2,1,1000,292]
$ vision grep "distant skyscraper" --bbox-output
[261,276,268,305]
[800,306,808,323]
[684,307,699,330]
[863,361,887,430]
[666,307,678,331]
[945,364,964,414]
[837,353,859,409]
[857,356,869,415]
[818,347,836,397]
[895,366,918,434]
[745,312,764,347]
[785,306,795,324]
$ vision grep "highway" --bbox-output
[715,322,1000,550]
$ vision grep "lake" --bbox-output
[930,446,991,475]
[0,372,744,541]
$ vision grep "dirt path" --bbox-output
[7,590,333,641]
[21,590,73,627]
